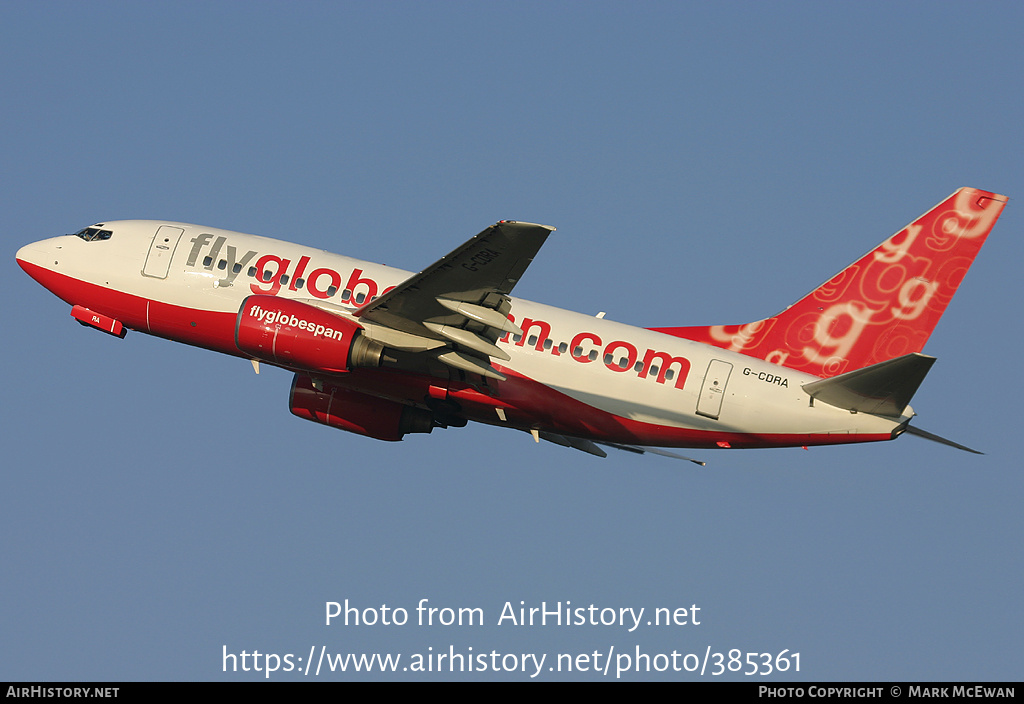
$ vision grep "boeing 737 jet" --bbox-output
[16,187,1006,462]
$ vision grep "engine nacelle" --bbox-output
[235,295,383,374]
[289,374,434,441]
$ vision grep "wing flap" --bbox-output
[435,350,506,381]
[537,431,708,464]
[437,298,524,335]
[538,431,608,458]
[356,220,553,379]
[423,322,510,360]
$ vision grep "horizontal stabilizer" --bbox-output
[905,425,983,454]
[802,353,935,417]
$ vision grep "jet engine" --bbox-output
[289,374,434,441]
[235,295,383,374]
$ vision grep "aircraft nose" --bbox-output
[16,239,61,284]
[15,242,43,272]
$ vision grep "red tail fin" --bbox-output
[652,187,1007,378]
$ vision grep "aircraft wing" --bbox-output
[354,221,554,380]
[536,431,707,464]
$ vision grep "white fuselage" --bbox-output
[16,220,908,449]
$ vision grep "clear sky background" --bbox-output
[2,2,1021,681]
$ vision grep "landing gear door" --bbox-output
[142,225,184,279]
[696,359,732,420]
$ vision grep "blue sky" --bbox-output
[2,1,1021,681]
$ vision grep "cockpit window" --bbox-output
[72,227,112,242]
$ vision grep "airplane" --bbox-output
[15,187,1006,463]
